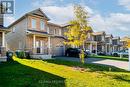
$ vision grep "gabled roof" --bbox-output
[112,36,120,40]
[92,31,105,35]
[105,34,113,38]
[27,8,50,21]
[8,8,50,28]
[48,22,62,27]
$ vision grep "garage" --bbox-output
[54,45,65,56]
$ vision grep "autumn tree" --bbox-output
[64,4,92,64]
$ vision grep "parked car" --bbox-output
[112,49,128,57]
[85,50,91,55]
[65,48,87,58]
[97,51,106,55]
[112,51,119,57]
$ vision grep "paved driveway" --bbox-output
[55,57,129,70]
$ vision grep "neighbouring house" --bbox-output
[112,37,121,52]
[92,31,106,54]
[85,31,125,55]
[105,34,113,55]
[6,8,66,59]
[0,14,10,59]
[85,30,97,54]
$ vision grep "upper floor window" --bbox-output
[31,19,36,29]
[59,29,61,36]
[105,38,110,43]
[113,40,118,45]
[94,35,102,41]
[54,29,57,35]
[40,20,45,30]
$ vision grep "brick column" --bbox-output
[1,47,6,56]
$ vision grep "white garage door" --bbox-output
[55,46,64,56]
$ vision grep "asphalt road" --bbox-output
[54,57,129,70]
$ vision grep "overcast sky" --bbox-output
[4,0,130,37]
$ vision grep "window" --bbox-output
[54,29,56,35]
[47,27,49,33]
[59,29,61,35]
[31,19,36,29]
[113,40,118,45]
[105,38,110,43]
[36,41,40,48]
[12,26,15,33]
[94,35,102,41]
[40,20,45,30]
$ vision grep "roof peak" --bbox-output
[27,8,50,21]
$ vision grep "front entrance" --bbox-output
[36,40,44,54]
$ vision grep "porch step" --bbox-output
[31,54,52,60]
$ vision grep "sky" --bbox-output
[4,0,130,37]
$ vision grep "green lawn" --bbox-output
[0,57,130,87]
[88,55,129,61]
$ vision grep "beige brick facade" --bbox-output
[6,8,66,57]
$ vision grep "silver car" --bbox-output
[112,49,128,57]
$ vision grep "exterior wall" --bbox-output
[6,18,27,51]
[51,37,65,56]
[48,24,62,36]
[27,15,48,32]
[61,27,67,37]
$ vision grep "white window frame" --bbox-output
[40,19,45,30]
[31,19,36,29]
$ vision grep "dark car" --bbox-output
[65,48,87,58]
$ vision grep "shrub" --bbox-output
[15,51,25,59]
[25,51,31,59]
[6,51,14,61]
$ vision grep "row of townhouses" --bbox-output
[0,8,128,59]
[86,31,128,55]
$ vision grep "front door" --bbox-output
[36,41,44,54]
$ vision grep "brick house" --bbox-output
[6,8,66,59]
[105,34,113,55]
[85,31,127,55]
[0,15,10,58]
[92,31,106,54]
[112,37,121,52]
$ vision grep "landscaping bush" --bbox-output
[6,51,14,61]
[15,50,31,59]
[25,51,31,59]
[15,50,25,59]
